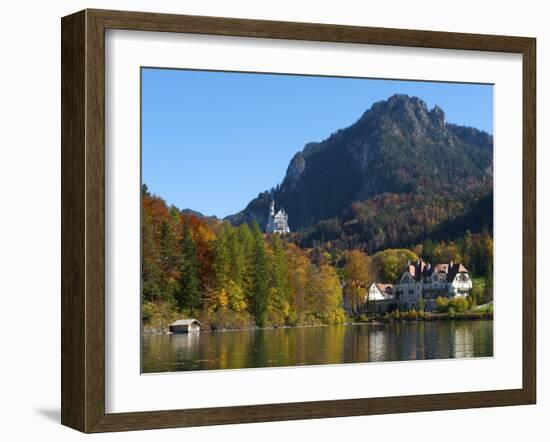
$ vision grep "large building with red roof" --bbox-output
[367,258,473,313]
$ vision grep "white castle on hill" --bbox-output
[266,200,290,234]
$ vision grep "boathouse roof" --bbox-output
[170,319,202,327]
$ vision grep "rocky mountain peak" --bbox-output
[430,105,446,129]
[225,94,492,232]
[359,94,446,138]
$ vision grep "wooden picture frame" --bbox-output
[61,8,536,433]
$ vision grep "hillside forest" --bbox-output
[142,186,493,331]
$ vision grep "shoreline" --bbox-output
[143,313,493,335]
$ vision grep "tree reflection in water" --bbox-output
[142,320,493,373]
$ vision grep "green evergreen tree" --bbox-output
[213,224,231,285]
[268,234,292,324]
[209,223,232,310]
[482,260,493,304]
[158,218,179,299]
[225,223,249,312]
[176,221,201,311]
[457,230,475,274]
[236,224,255,306]
[251,222,269,326]
[422,239,436,262]
[141,211,162,302]
[141,183,150,197]
[228,224,245,287]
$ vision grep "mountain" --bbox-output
[226,94,493,252]
[180,208,221,225]
[181,208,207,218]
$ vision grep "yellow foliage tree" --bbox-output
[343,250,372,315]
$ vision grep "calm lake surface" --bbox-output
[142,320,493,373]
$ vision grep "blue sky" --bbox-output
[142,68,493,218]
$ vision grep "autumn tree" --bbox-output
[434,240,462,263]
[286,243,310,325]
[372,249,418,283]
[343,250,372,315]
[183,214,216,294]
[305,264,346,325]
[142,188,174,303]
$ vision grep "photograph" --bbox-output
[140,68,494,373]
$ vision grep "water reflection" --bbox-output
[142,320,493,373]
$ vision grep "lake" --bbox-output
[141,320,493,373]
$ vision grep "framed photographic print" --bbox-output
[61,9,536,433]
